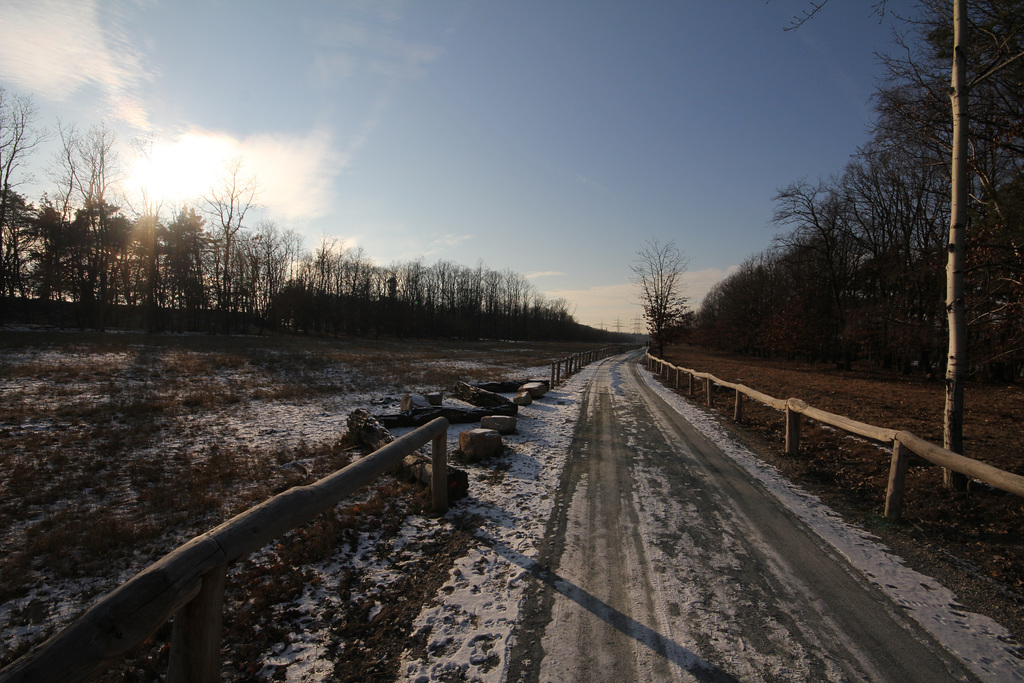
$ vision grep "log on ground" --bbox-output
[376,404,518,429]
[473,380,549,394]
[450,382,517,409]
[346,408,395,452]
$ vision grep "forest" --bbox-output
[0,115,620,343]
[689,0,1024,381]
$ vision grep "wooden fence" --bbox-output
[550,345,631,386]
[644,353,1024,521]
[0,417,452,683]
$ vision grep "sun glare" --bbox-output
[126,133,236,207]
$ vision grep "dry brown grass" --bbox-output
[0,329,602,671]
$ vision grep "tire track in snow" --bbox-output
[508,352,980,682]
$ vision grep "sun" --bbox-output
[126,132,236,207]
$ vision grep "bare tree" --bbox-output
[45,122,124,326]
[631,239,689,356]
[783,0,890,31]
[0,88,45,305]
[81,124,125,327]
[202,158,259,332]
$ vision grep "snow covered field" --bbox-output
[2,340,1020,680]
[0,335,595,679]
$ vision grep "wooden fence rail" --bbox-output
[644,353,1024,521]
[550,345,631,387]
[0,417,452,683]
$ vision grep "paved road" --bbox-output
[507,351,977,682]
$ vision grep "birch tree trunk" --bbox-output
[944,0,969,492]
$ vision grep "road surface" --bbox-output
[506,351,978,682]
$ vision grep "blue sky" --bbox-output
[0,0,914,330]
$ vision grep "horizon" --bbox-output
[0,0,914,326]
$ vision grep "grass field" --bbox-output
[0,329,599,677]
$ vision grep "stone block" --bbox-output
[459,428,502,461]
[481,414,517,435]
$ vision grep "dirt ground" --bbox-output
[657,344,1024,647]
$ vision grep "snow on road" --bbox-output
[280,352,1022,681]
[636,361,1024,682]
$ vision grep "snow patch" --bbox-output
[638,365,1024,682]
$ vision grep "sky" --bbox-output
[0,0,917,330]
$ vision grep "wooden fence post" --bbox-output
[884,439,909,521]
[785,407,801,456]
[705,377,713,407]
[167,563,227,683]
[550,362,555,388]
[734,390,743,422]
[431,427,448,514]
[674,367,680,390]
[687,372,694,396]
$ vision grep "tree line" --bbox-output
[690,0,1024,382]
[0,96,618,342]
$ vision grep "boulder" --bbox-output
[424,391,443,406]
[481,414,517,435]
[459,428,502,461]
[512,391,533,407]
[520,381,547,398]
[401,393,432,411]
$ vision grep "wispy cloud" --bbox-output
[308,12,444,87]
[0,0,150,127]
[243,128,341,224]
[525,271,566,280]
[307,6,446,172]
[346,229,474,265]
[124,127,342,225]
[424,233,473,256]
